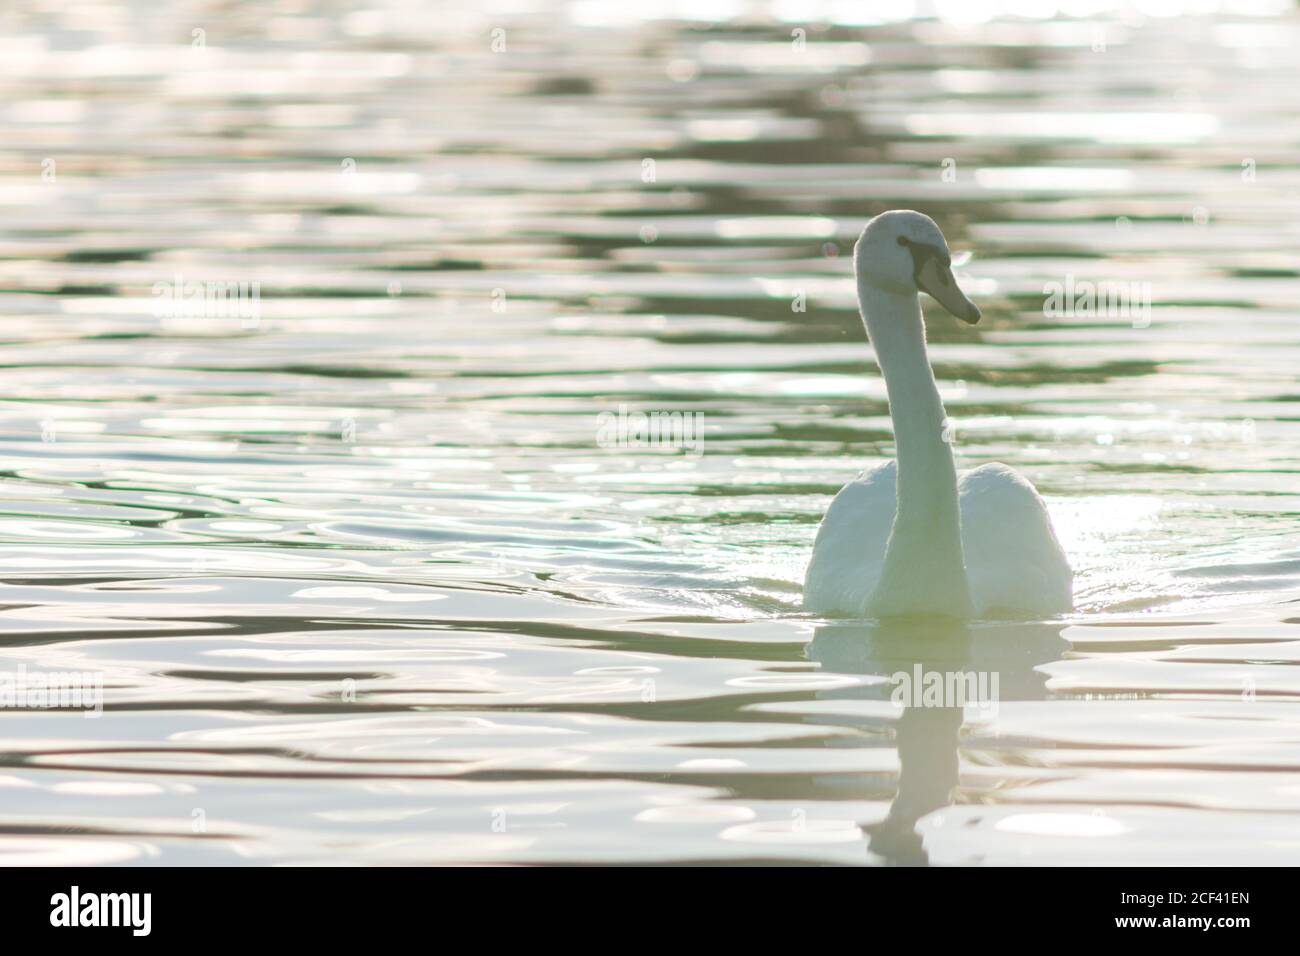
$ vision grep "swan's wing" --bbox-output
[959,462,1073,616]
[803,461,896,614]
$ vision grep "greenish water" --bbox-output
[0,1,1298,864]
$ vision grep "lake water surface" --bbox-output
[1,1,1299,865]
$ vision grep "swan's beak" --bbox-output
[916,258,981,325]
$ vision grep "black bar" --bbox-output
[0,866,1277,941]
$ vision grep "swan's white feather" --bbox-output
[804,461,1072,617]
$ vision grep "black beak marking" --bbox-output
[897,235,951,284]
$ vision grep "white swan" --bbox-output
[804,211,1072,619]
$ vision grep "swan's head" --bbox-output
[855,210,981,324]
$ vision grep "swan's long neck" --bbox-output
[859,281,972,618]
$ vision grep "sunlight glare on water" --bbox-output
[0,0,1298,865]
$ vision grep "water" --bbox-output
[1,1,1299,865]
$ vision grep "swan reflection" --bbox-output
[809,618,1066,865]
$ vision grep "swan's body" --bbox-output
[805,460,1072,617]
[803,211,1072,619]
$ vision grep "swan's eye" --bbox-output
[899,237,951,283]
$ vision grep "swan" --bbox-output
[803,210,1072,619]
